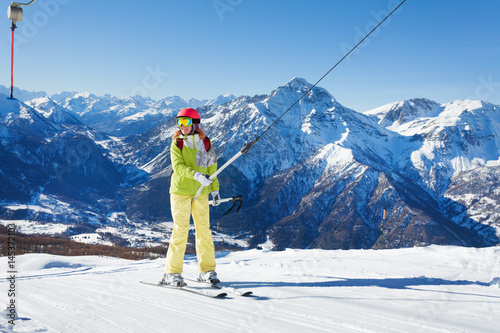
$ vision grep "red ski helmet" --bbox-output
[176,108,201,124]
[176,108,200,130]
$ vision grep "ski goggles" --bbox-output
[176,117,193,127]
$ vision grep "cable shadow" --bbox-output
[228,276,499,300]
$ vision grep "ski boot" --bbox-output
[161,273,186,287]
[198,271,220,286]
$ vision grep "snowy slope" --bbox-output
[0,93,63,139]
[25,97,83,126]
[1,245,499,332]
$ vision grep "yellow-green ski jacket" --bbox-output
[169,133,219,196]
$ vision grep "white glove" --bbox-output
[211,191,221,206]
[194,172,212,187]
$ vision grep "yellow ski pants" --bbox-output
[164,194,216,274]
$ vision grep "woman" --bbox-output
[162,107,221,287]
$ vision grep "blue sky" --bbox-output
[2,0,499,111]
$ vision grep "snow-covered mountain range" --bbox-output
[0,79,499,250]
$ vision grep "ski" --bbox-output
[186,278,253,297]
[140,281,227,298]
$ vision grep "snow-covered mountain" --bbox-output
[0,80,499,250]
[121,78,500,249]
[44,91,237,136]
[0,92,140,224]
[0,85,48,101]
[1,85,237,137]
[365,98,500,244]
[366,98,500,192]
[25,96,83,126]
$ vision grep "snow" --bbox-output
[93,220,248,248]
[486,157,500,167]
[96,225,168,247]
[0,220,70,235]
[1,245,499,332]
[257,236,275,250]
[318,143,355,173]
[0,95,22,118]
[3,194,79,222]
[212,232,249,248]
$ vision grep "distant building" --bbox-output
[70,233,103,245]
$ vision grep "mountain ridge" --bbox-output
[0,79,498,250]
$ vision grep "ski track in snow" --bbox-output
[1,245,499,333]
